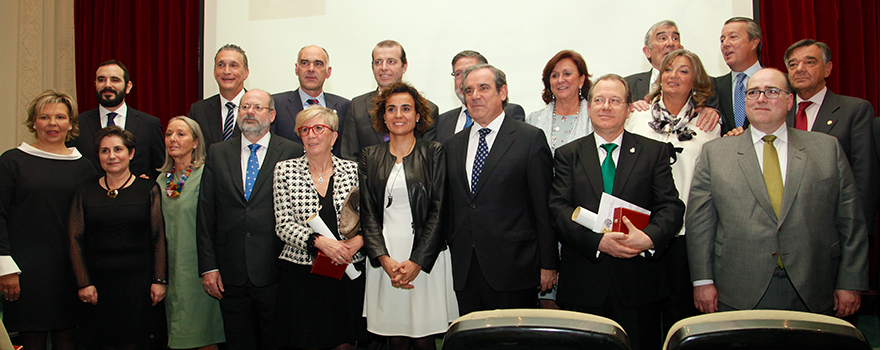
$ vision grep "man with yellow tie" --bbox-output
[686,68,868,317]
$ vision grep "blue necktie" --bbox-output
[244,144,261,201]
[223,102,236,140]
[734,73,747,127]
[463,109,473,129]
[600,143,618,194]
[306,98,319,106]
[471,128,491,195]
[107,112,118,126]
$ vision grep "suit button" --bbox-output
[246,207,251,212]
[470,204,476,209]
[771,252,777,257]
[246,232,252,238]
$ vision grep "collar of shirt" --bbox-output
[221,89,246,123]
[298,88,326,109]
[593,131,624,166]
[649,67,661,87]
[468,111,506,141]
[99,103,128,128]
[240,132,272,186]
[455,104,469,132]
[795,86,828,130]
[465,112,506,184]
[731,61,763,88]
[749,123,789,185]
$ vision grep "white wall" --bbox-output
[204,0,753,115]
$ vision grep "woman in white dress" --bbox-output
[360,82,457,350]
[624,49,719,332]
[526,50,593,155]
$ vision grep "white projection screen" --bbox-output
[204,0,754,114]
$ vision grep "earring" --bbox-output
[692,90,697,96]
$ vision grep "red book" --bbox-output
[310,251,346,280]
[612,207,650,234]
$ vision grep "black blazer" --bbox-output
[434,104,526,145]
[549,132,684,308]
[444,117,558,292]
[70,106,164,179]
[187,94,241,148]
[340,90,440,161]
[360,139,446,273]
[271,89,351,155]
[624,70,653,102]
[196,133,303,287]
[786,90,879,232]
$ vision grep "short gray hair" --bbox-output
[784,39,832,66]
[215,44,248,70]
[158,116,207,172]
[460,63,509,107]
[644,20,679,49]
[451,50,488,70]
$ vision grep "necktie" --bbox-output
[794,101,812,131]
[734,73,747,127]
[244,144,261,201]
[464,109,473,129]
[471,128,491,195]
[763,135,785,268]
[600,143,618,194]
[223,102,236,140]
[306,98,319,106]
[107,112,118,127]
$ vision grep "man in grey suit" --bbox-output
[187,44,248,148]
[340,40,439,160]
[625,20,683,102]
[784,39,878,234]
[687,68,868,317]
[197,89,302,350]
[435,50,525,144]
[272,45,350,155]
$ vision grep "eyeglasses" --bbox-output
[451,71,464,78]
[297,124,332,136]
[745,88,786,100]
[237,104,273,112]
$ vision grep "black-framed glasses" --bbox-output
[297,124,332,136]
[745,88,786,100]
[237,104,273,112]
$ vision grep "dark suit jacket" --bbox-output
[445,117,558,292]
[70,106,164,179]
[549,132,684,308]
[187,94,241,148]
[786,91,879,232]
[434,104,525,145]
[271,89,351,156]
[196,133,303,287]
[625,70,653,102]
[339,90,440,161]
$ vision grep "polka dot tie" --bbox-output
[734,73,747,128]
[244,143,261,201]
[471,128,491,195]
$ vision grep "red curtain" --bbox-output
[74,0,201,127]
[760,0,880,114]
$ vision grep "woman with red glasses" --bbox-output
[271,106,368,350]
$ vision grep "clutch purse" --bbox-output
[310,251,346,280]
[339,186,360,239]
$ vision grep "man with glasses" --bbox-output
[197,89,302,350]
[434,50,525,144]
[687,68,867,317]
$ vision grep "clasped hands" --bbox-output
[597,216,654,259]
[378,255,421,289]
[315,235,363,266]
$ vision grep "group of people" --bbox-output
[0,15,876,350]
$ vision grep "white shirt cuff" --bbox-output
[201,269,219,276]
[693,279,714,287]
[0,256,21,276]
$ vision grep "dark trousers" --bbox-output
[661,236,698,334]
[455,252,537,316]
[561,283,662,350]
[219,279,279,350]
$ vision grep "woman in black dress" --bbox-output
[69,126,167,349]
[0,90,95,350]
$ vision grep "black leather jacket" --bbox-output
[359,139,446,273]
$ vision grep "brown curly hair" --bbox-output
[645,49,714,109]
[371,82,433,137]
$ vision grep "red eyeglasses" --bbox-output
[297,124,333,136]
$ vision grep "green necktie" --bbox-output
[762,135,785,269]
[600,143,618,194]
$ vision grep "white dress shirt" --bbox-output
[240,132,272,191]
[221,89,246,129]
[99,103,127,129]
[795,86,828,131]
[454,105,471,133]
[465,112,506,188]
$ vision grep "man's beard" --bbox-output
[238,115,269,138]
[95,87,126,108]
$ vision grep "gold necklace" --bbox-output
[105,174,134,199]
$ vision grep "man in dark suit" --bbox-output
[784,39,878,233]
[435,50,525,144]
[69,59,164,178]
[445,63,558,315]
[340,40,439,161]
[272,45,350,156]
[187,44,248,148]
[549,74,684,350]
[625,20,682,102]
[688,68,867,318]
[715,17,763,135]
[196,89,302,350]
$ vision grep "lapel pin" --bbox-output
[826,120,833,125]
[630,147,635,153]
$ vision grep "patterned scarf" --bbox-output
[647,96,697,141]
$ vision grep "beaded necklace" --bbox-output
[165,164,194,198]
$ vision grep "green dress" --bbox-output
[158,166,225,348]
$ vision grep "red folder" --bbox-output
[310,251,346,280]
[612,207,650,234]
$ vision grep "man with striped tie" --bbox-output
[271,45,351,155]
[188,44,249,148]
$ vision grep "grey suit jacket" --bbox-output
[339,90,439,161]
[187,94,241,148]
[271,89,351,156]
[786,90,879,233]
[70,106,165,179]
[686,128,868,312]
[434,104,525,144]
[625,70,653,102]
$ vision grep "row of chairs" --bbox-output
[442,309,870,350]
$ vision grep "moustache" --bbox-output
[100,88,117,95]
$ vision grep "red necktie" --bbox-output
[795,101,812,131]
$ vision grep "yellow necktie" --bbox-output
[762,135,785,269]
